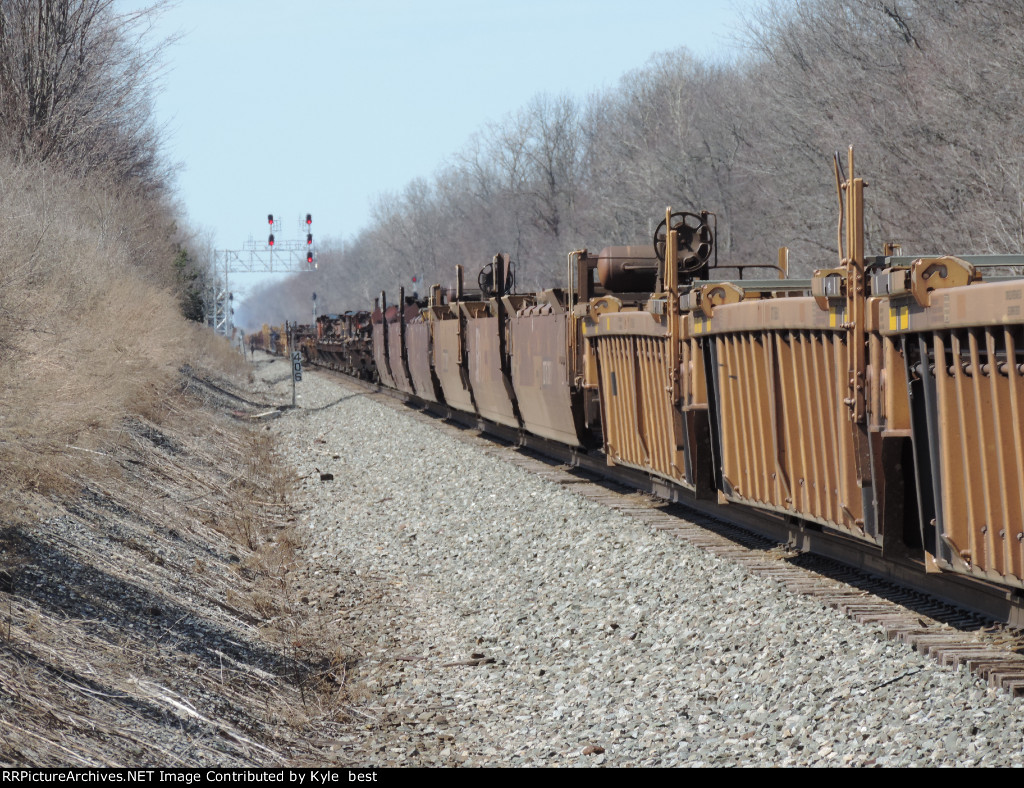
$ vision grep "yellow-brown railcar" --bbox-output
[306,148,1024,600]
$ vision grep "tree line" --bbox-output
[242,0,1024,323]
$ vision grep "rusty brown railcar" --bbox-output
[879,255,1024,588]
[462,300,521,429]
[314,314,345,369]
[384,288,419,397]
[372,296,397,389]
[458,255,523,430]
[696,284,874,539]
[313,312,375,379]
[581,238,719,493]
[691,154,892,544]
[406,288,445,404]
[340,146,1024,604]
[432,317,477,415]
[346,311,377,380]
[292,323,318,367]
[508,292,589,447]
[405,317,441,402]
[412,255,596,442]
[586,302,691,485]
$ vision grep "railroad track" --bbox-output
[318,367,1024,698]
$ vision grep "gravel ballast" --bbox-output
[264,362,1024,767]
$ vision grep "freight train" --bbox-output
[268,150,1024,604]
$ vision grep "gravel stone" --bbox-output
[262,365,1024,767]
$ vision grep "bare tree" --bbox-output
[243,0,1024,322]
[0,0,171,190]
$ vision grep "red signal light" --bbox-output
[268,234,275,247]
[268,214,274,225]
[306,233,313,245]
[306,250,313,264]
[305,213,312,225]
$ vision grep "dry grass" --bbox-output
[185,324,252,383]
[0,367,376,766]
[0,154,224,506]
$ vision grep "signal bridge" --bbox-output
[219,243,317,274]
[209,214,317,337]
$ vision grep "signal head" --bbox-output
[268,233,275,247]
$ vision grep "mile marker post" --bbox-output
[290,327,302,409]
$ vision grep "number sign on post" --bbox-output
[290,349,301,409]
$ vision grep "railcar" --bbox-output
[295,149,1024,598]
[249,323,288,356]
[304,312,374,379]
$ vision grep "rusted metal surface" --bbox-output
[445,254,523,430]
[592,327,688,485]
[406,316,444,403]
[372,296,396,389]
[371,321,393,387]
[432,309,476,415]
[310,312,375,379]
[509,300,586,446]
[463,302,521,429]
[385,289,417,396]
[387,319,415,395]
[684,153,877,543]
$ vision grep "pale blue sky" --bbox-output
[123,0,762,299]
